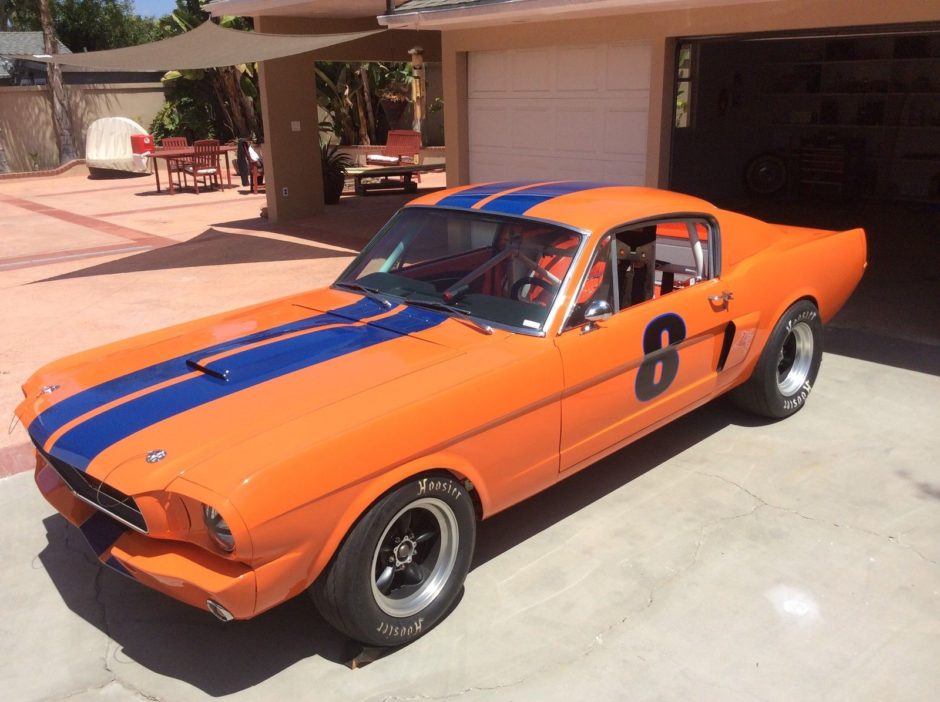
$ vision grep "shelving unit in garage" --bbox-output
[757,32,940,203]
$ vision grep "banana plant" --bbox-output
[159,0,261,141]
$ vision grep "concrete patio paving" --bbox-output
[0,165,444,475]
[0,169,938,701]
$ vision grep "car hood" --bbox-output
[20,290,475,495]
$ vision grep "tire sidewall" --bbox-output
[341,474,475,647]
[758,300,823,417]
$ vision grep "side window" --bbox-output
[565,234,615,329]
[563,219,713,330]
[613,219,712,309]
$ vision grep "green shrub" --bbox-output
[149,97,216,144]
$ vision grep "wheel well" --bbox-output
[795,294,820,310]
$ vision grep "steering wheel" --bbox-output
[510,276,558,304]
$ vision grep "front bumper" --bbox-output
[36,459,257,620]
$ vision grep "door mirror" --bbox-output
[583,300,612,323]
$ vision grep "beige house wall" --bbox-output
[441,0,940,188]
[253,18,442,221]
[0,83,164,173]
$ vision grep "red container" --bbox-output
[130,134,154,154]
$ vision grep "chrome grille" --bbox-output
[37,446,147,533]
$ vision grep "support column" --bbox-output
[409,46,425,138]
[256,18,322,222]
[443,43,469,187]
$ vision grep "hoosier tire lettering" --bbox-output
[782,381,813,411]
[418,477,462,499]
[376,618,424,640]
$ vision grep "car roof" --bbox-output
[408,182,719,234]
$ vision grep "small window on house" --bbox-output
[674,42,694,128]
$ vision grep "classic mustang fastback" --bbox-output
[17,182,866,646]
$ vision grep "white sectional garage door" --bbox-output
[467,43,652,184]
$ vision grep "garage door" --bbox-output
[467,43,652,184]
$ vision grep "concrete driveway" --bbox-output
[1,171,938,700]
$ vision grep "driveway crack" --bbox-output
[696,471,938,567]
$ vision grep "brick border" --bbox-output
[0,159,86,181]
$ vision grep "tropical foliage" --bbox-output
[149,94,216,143]
[155,0,262,142]
[316,61,413,145]
[320,141,352,204]
[4,0,161,51]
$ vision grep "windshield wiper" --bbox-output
[334,281,393,309]
[401,299,494,335]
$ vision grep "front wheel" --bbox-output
[311,474,476,646]
[731,300,823,418]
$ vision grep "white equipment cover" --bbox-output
[85,117,151,173]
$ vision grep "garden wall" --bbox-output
[0,82,165,173]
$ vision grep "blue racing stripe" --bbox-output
[49,306,446,471]
[479,181,613,216]
[434,181,535,210]
[28,298,382,448]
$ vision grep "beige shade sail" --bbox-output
[2,21,383,70]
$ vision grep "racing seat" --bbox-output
[616,227,656,307]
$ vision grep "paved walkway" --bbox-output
[0,165,445,476]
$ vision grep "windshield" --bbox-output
[337,208,583,332]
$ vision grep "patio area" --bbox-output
[0,168,938,701]
[0,165,446,476]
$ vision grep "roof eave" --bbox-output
[379,0,779,29]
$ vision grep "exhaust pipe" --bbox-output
[206,599,234,622]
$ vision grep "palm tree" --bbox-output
[38,0,78,163]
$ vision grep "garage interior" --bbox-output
[668,24,940,363]
[669,25,940,206]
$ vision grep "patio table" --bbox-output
[151,144,236,193]
[347,162,446,196]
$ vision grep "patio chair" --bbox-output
[237,139,264,193]
[366,130,421,167]
[160,136,189,190]
[183,139,221,194]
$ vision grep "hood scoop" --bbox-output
[186,359,229,381]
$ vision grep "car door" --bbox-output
[554,217,732,473]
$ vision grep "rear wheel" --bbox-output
[731,300,823,418]
[311,474,476,646]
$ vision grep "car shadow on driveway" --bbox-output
[38,513,356,694]
[471,399,764,569]
[35,399,762,693]
[31,228,352,283]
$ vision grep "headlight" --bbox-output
[202,504,235,552]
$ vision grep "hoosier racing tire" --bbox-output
[731,300,823,419]
[311,473,476,647]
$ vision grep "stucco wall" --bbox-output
[0,83,165,173]
[440,0,940,188]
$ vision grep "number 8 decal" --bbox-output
[635,313,687,402]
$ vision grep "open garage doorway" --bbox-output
[666,24,940,372]
[669,25,940,206]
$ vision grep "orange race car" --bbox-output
[16,182,866,646]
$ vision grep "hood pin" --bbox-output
[146,449,167,464]
[39,385,59,396]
